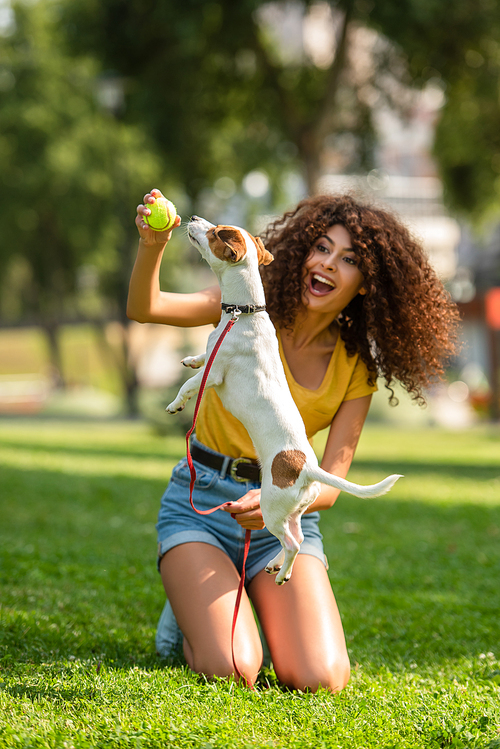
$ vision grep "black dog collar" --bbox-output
[221,303,266,315]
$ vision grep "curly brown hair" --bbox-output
[261,193,461,405]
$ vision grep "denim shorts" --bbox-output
[156,437,327,584]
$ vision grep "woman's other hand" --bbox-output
[222,489,265,530]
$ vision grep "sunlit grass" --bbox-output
[0,325,123,396]
[0,419,499,748]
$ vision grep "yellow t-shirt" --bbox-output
[196,329,377,460]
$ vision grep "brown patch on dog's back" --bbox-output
[271,449,307,488]
[208,226,247,263]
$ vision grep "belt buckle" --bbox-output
[230,457,252,482]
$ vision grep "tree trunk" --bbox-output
[93,320,140,418]
[120,321,140,418]
[298,129,323,195]
[41,320,66,389]
[488,327,500,421]
[250,2,353,196]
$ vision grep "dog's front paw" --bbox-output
[181,355,204,369]
[166,401,185,414]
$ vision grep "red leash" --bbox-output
[185,315,254,688]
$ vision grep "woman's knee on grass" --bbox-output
[276,652,351,693]
[184,636,263,685]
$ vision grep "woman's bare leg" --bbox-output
[248,555,350,692]
[160,542,263,685]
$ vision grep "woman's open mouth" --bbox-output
[310,273,336,296]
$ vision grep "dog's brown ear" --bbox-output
[254,236,274,266]
[213,228,246,263]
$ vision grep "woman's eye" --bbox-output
[316,244,329,253]
[344,256,357,265]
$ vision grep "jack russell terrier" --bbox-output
[166,217,402,584]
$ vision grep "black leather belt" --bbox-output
[190,442,261,483]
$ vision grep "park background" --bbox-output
[1,0,500,424]
[1,1,500,748]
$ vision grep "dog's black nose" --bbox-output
[190,215,200,222]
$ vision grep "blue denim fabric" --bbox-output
[156,436,326,583]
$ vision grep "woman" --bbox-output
[127,190,459,691]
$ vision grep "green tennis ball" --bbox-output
[145,196,177,231]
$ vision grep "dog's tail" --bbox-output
[307,467,403,498]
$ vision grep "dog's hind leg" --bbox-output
[272,511,308,585]
[265,547,285,577]
[273,536,300,586]
[181,353,206,369]
[264,482,321,585]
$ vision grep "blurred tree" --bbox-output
[60,0,375,202]
[2,0,499,412]
[367,0,500,221]
[0,0,170,412]
[433,48,500,223]
[61,0,500,220]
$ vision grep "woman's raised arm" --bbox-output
[126,189,221,327]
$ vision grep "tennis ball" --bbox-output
[145,194,177,231]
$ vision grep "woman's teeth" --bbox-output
[311,274,335,293]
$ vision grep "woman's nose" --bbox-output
[322,254,336,270]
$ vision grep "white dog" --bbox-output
[167,217,401,584]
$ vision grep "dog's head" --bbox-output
[188,216,273,272]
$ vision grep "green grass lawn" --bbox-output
[0,419,499,748]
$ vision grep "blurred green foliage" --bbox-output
[61,0,500,219]
[61,0,374,197]
[0,1,170,329]
[0,0,176,408]
[367,0,500,221]
[2,0,500,411]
